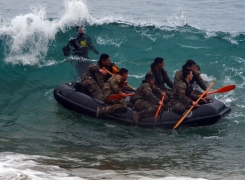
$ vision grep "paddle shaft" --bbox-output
[154,95,165,122]
[173,80,216,129]
[102,67,135,91]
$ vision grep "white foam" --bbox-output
[204,31,241,45]
[200,73,215,82]
[167,8,187,27]
[0,152,211,180]
[97,36,123,47]
[0,152,85,180]
[139,177,207,180]
[176,43,210,49]
[71,168,209,180]
[0,0,90,66]
[129,73,145,79]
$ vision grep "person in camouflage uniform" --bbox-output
[131,74,166,124]
[81,54,119,100]
[170,69,200,115]
[174,59,207,91]
[96,68,129,117]
[146,57,173,103]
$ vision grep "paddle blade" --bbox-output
[208,84,236,95]
[108,94,134,101]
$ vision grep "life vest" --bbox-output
[112,66,119,74]
[98,61,119,81]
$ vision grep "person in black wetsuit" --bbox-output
[63,25,99,76]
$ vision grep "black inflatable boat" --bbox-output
[53,82,231,129]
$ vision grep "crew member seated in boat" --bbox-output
[170,69,202,115]
[62,25,99,76]
[174,60,207,92]
[96,68,129,117]
[131,74,167,124]
[146,57,173,103]
[81,53,119,100]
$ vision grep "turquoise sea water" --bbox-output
[0,0,245,179]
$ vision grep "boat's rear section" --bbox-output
[53,82,104,117]
[53,82,135,125]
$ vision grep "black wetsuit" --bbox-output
[67,33,98,58]
[63,33,99,76]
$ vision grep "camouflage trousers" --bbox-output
[171,102,190,115]
[81,77,104,100]
[155,94,170,104]
[134,99,158,117]
[101,98,128,114]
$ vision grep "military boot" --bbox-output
[133,111,140,125]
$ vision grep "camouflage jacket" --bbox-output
[81,64,104,89]
[131,80,162,105]
[146,64,173,91]
[174,70,207,91]
[170,78,198,106]
[103,75,125,100]
[81,63,119,90]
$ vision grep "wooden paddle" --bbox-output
[207,84,235,95]
[173,80,216,129]
[154,95,165,122]
[102,67,135,91]
[108,94,134,101]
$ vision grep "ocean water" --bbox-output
[0,0,245,179]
